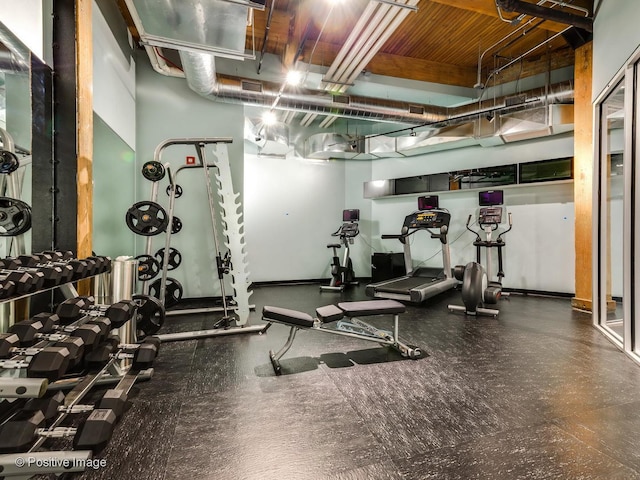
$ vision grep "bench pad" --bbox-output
[262,306,314,328]
[337,300,406,317]
[316,304,344,323]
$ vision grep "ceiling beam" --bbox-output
[425,0,581,33]
[282,0,333,70]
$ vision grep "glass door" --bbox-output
[595,80,626,344]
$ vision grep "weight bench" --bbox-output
[262,299,422,375]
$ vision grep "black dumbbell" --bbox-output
[56,297,135,327]
[0,410,46,453]
[7,316,103,354]
[13,255,76,283]
[0,269,43,294]
[0,258,62,288]
[0,406,118,454]
[27,252,95,279]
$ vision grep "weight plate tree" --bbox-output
[125,201,169,236]
[149,277,183,308]
[0,197,32,236]
[141,161,165,182]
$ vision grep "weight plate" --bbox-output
[125,201,169,236]
[141,161,165,182]
[0,150,20,174]
[166,184,183,198]
[155,247,182,271]
[132,294,166,338]
[149,277,183,308]
[171,216,182,235]
[134,255,161,281]
[0,197,32,236]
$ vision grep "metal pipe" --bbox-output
[257,0,275,74]
[496,0,592,32]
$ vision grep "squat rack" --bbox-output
[140,137,264,341]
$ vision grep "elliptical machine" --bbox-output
[321,209,360,292]
[448,190,512,317]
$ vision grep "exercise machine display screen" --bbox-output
[418,195,439,211]
[479,206,503,225]
[404,209,451,229]
[343,209,360,222]
[478,190,504,206]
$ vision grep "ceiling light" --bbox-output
[262,111,277,125]
[286,70,303,86]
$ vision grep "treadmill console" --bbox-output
[478,206,503,225]
[403,209,451,230]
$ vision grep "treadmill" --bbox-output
[366,196,458,303]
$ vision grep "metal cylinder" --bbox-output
[111,256,138,345]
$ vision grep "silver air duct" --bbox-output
[179,51,573,127]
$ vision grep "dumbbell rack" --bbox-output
[136,137,265,342]
[0,299,158,478]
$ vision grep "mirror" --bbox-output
[0,21,54,257]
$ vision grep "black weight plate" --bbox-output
[155,247,182,271]
[166,184,183,198]
[125,201,169,236]
[0,151,19,174]
[149,277,183,308]
[141,161,165,182]
[0,197,32,237]
[134,255,161,281]
[171,216,182,235]
[132,294,166,338]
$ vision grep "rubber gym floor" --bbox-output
[75,284,640,480]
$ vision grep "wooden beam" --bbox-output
[76,0,93,295]
[282,0,332,70]
[426,0,577,33]
[571,41,592,312]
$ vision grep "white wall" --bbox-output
[92,0,137,260]
[92,2,136,149]
[369,134,576,293]
[244,154,346,282]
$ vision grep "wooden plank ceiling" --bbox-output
[248,0,593,89]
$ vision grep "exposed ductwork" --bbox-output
[178,49,574,127]
[496,0,592,32]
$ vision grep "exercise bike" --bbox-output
[321,209,359,292]
[448,199,512,317]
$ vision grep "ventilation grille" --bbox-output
[409,105,424,115]
[241,80,263,93]
[505,94,527,107]
[332,94,350,105]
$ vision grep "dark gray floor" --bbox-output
[76,285,640,480]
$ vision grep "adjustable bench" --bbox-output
[262,299,422,375]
